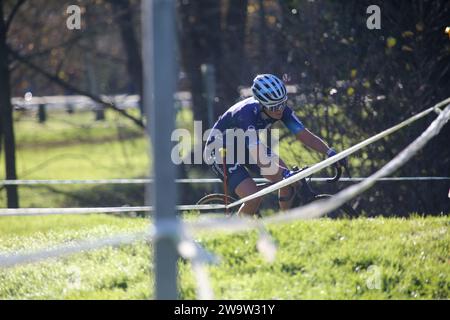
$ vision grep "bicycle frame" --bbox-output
[196,164,355,217]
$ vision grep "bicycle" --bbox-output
[196,164,358,218]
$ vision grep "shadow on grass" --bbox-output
[39,184,146,217]
[39,182,212,217]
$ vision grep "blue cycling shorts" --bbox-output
[210,158,261,195]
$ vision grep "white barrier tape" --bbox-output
[0,178,240,185]
[177,232,218,300]
[332,177,450,181]
[155,215,219,302]
[0,102,448,270]
[226,98,450,209]
[1,176,449,186]
[0,204,223,216]
[0,171,447,215]
[0,216,218,299]
[266,103,450,224]
[187,104,450,233]
[0,233,217,302]
[0,207,152,216]
[3,174,447,216]
[292,177,450,182]
[0,179,155,185]
[256,228,277,263]
[0,231,150,268]
[191,261,215,300]
[188,215,261,234]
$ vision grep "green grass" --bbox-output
[0,215,448,299]
[192,215,449,299]
[3,109,149,181]
[0,214,151,299]
[13,109,144,148]
[0,138,149,208]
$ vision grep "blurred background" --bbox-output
[0,0,449,216]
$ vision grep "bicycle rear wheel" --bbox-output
[196,193,238,216]
[314,194,358,219]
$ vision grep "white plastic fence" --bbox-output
[1,176,449,186]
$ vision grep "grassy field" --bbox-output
[0,214,448,299]
[1,110,149,208]
[0,107,448,300]
[8,109,148,179]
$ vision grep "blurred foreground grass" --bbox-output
[1,106,448,300]
[0,214,448,299]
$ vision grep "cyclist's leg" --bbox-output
[253,160,295,211]
[234,178,261,216]
[211,161,261,216]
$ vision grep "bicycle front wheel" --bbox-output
[196,193,238,216]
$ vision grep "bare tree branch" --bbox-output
[8,46,145,129]
[5,0,27,34]
[19,33,87,60]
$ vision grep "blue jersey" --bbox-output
[206,97,305,148]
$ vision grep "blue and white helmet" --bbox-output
[251,74,287,107]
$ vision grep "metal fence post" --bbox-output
[201,64,219,192]
[142,0,179,300]
[37,104,46,123]
[201,64,216,133]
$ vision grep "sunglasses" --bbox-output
[266,100,287,112]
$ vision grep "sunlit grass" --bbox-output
[1,106,448,299]
[0,215,448,299]
[13,109,144,147]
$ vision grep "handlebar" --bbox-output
[326,162,352,183]
[327,165,342,183]
[289,162,351,184]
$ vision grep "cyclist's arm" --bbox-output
[281,108,333,156]
[296,129,331,155]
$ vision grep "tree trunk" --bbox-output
[258,0,267,72]
[0,2,19,208]
[178,0,222,124]
[109,0,143,117]
[219,0,248,110]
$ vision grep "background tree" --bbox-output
[1,0,448,214]
[0,0,21,208]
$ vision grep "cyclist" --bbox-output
[204,74,347,216]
